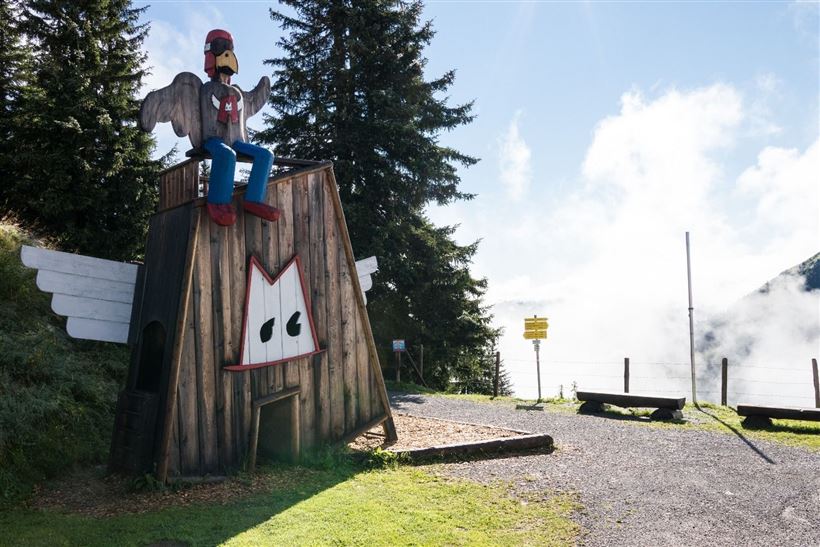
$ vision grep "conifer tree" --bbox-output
[0,1,30,193]
[7,0,160,261]
[261,0,497,389]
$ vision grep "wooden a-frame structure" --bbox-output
[109,158,396,481]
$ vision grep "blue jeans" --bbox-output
[203,137,274,205]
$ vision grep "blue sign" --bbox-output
[392,339,406,352]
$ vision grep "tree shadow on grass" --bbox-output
[389,392,429,406]
[744,420,820,436]
[0,457,363,547]
[696,406,775,464]
[576,406,686,425]
[765,422,820,435]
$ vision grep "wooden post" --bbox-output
[624,357,630,394]
[813,358,819,408]
[395,351,401,383]
[156,207,201,483]
[419,344,424,383]
[493,351,501,398]
[721,357,728,406]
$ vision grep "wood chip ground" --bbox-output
[347,412,522,452]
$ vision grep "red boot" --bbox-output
[243,200,281,222]
[207,202,237,226]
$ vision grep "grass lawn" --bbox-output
[0,464,580,547]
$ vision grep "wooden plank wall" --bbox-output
[159,160,200,211]
[164,164,390,477]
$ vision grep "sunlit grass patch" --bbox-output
[227,468,580,546]
[0,466,580,547]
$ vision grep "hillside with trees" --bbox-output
[0,0,162,261]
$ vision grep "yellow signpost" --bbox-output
[524,317,548,330]
[523,315,549,402]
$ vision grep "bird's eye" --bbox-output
[210,38,232,56]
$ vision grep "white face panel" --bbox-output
[240,258,317,367]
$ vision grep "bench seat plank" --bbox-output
[576,391,686,410]
[736,404,820,422]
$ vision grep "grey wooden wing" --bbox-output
[139,72,203,148]
[240,76,271,119]
[355,256,378,305]
[21,245,138,344]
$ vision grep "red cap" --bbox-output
[204,29,234,78]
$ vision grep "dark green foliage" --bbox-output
[0,1,31,182]
[261,0,497,390]
[3,0,161,261]
[450,340,513,396]
[0,224,129,507]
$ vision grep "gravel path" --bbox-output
[389,393,820,547]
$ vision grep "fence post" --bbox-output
[624,357,630,393]
[812,358,819,408]
[493,351,500,398]
[395,351,401,383]
[721,357,728,406]
[419,344,424,383]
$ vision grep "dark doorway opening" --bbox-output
[136,321,166,392]
[249,387,301,470]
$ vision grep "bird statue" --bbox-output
[139,29,278,226]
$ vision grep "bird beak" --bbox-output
[215,49,238,75]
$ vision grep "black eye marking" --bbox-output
[286,312,302,337]
[260,317,275,343]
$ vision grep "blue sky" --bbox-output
[137,1,819,403]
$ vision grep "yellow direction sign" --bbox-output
[524,316,548,340]
[524,317,548,329]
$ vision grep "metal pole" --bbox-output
[534,339,542,402]
[493,351,500,398]
[686,232,697,404]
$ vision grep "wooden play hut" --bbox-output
[109,157,396,481]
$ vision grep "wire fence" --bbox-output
[506,357,819,407]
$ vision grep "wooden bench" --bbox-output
[576,391,686,421]
[736,404,820,428]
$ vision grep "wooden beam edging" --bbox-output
[392,433,553,462]
[322,166,397,441]
[341,414,389,445]
[156,206,202,483]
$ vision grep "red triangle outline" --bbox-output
[224,254,324,371]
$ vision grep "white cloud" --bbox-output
[142,7,226,95]
[462,84,819,402]
[497,111,532,200]
[736,140,820,255]
[141,8,226,157]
